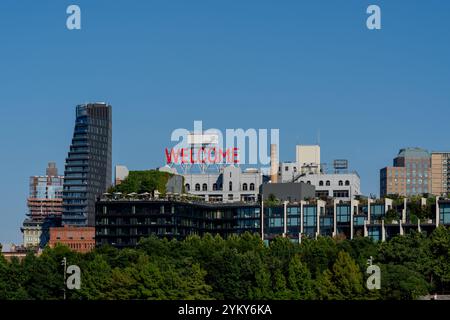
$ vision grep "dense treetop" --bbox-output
[108,170,174,195]
[1,227,450,300]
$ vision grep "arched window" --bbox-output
[242,183,248,191]
[307,181,311,185]
[345,180,350,186]
[250,183,255,191]
[338,180,343,186]
[213,183,218,191]
[229,181,233,191]
[319,181,324,186]
[326,181,331,186]
[195,183,200,191]
[185,184,190,191]
[202,183,208,191]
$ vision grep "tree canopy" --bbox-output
[1,227,450,300]
[108,170,173,195]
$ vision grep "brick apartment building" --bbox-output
[49,225,95,253]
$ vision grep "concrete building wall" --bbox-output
[166,175,183,194]
[296,173,360,200]
[261,182,315,202]
[296,145,321,174]
[278,162,360,200]
[182,166,262,203]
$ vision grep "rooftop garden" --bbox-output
[108,170,176,195]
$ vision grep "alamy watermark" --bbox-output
[62,257,81,299]
[65,4,381,31]
[165,120,279,170]
[366,256,381,290]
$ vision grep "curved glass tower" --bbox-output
[62,103,112,226]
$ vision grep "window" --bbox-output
[338,180,343,186]
[185,184,190,191]
[202,183,207,191]
[242,183,248,191]
[195,183,200,191]
[439,204,450,224]
[333,190,349,198]
[285,166,289,171]
[307,181,311,184]
[345,180,350,186]
[336,205,350,223]
[319,181,324,186]
[228,194,233,200]
[315,190,329,198]
[229,181,233,191]
[326,181,330,186]
[213,183,218,191]
[250,183,255,191]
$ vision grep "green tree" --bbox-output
[76,254,113,299]
[329,251,364,299]
[300,237,338,278]
[287,255,314,299]
[428,226,450,292]
[380,264,429,300]
[272,269,291,299]
[21,253,63,300]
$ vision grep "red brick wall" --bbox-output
[49,226,95,253]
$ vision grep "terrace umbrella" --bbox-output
[139,192,151,199]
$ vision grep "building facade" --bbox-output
[21,219,42,248]
[27,162,64,222]
[182,166,263,203]
[115,165,129,186]
[295,145,321,174]
[278,162,361,201]
[62,103,112,226]
[380,148,431,197]
[95,195,449,248]
[431,152,450,196]
[21,162,64,249]
[261,182,315,202]
[49,225,95,253]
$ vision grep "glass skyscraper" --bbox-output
[62,103,112,226]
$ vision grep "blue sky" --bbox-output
[0,0,449,245]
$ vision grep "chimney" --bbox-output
[270,144,278,183]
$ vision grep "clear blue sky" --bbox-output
[0,0,449,245]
